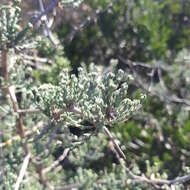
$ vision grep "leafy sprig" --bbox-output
[34,64,144,129]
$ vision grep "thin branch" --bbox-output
[104,125,190,187]
[147,69,155,92]
[103,126,126,160]
[119,56,190,108]
[45,124,60,149]
[17,108,41,114]
[14,154,31,190]
[157,67,166,90]
[52,106,82,122]
[13,0,59,46]
[125,170,190,186]
[43,148,70,174]
[61,3,114,44]
[35,164,54,190]
[118,56,168,71]
[0,132,5,182]
[21,54,52,64]
[1,50,29,152]
[7,86,18,112]
[33,0,59,25]
[37,0,59,47]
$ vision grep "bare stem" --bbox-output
[17,108,41,114]
[43,148,70,174]
[14,154,31,190]
[36,164,54,190]
[103,126,126,160]
[104,126,190,187]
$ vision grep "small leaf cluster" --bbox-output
[0,0,34,50]
[0,0,22,49]
[34,64,144,129]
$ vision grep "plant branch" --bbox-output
[1,50,29,151]
[37,0,58,47]
[103,126,126,160]
[36,164,54,190]
[14,153,31,190]
[17,108,41,114]
[119,56,190,108]
[43,148,70,174]
[33,0,59,25]
[104,125,190,187]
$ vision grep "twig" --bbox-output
[104,125,190,187]
[1,50,29,152]
[37,0,58,47]
[8,86,27,141]
[45,124,60,149]
[43,148,70,174]
[157,67,166,90]
[119,56,190,108]
[21,54,52,64]
[36,164,54,190]
[13,0,59,46]
[0,132,5,182]
[14,153,31,190]
[125,170,190,186]
[7,86,18,112]
[118,56,168,71]
[147,69,155,92]
[61,2,114,44]
[17,108,41,114]
[103,126,126,160]
[52,106,82,121]
[33,0,59,25]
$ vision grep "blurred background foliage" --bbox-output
[58,0,190,64]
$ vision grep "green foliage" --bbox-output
[34,64,143,127]
[0,0,21,49]
[34,36,71,84]
[132,0,171,58]
[59,0,190,65]
[0,0,33,50]
[1,0,190,189]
